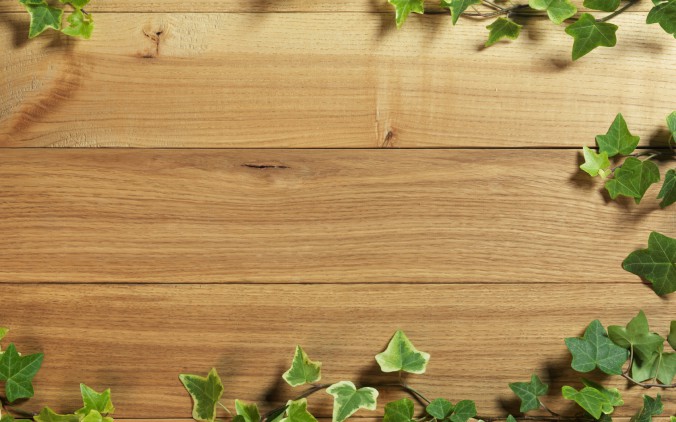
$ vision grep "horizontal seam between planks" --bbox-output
[0,146,669,151]
[0,10,652,14]
[0,281,649,285]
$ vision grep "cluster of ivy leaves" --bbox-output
[580,112,676,208]
[388,0,675,60]
[17,0,93,39]
[181,328,676,422]
[0,327,115,422]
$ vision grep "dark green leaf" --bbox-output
[450,400,476,422]
[565,320,628,375]
[388,0,425,28]
[485,18,522,47]
[565,13,618,60]
[595,114,640,157]
[668,321,676,351]
[622,231,676,296]
[605,157,660,204]
[441,0,483,25]
[508,374,548,413]
[668,111,676,140]
[384,399,414,422]
[608,310,665,361]
[583,0,620,12]
[647,0,676,38]
[426,399,454,419]
[657,169,676,208]
[60,0,90,7]
[0,343,44,403]
[179,368,225,422]
[631,395,663,422]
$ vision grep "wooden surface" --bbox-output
[0,2,674,422]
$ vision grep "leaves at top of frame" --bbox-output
[657,169,676,208]
[562,379,623,419]
[18,0,64,38]
[565,14,618,60]
[622,231,676,296]
[565,320,628,375]
[441,0,483,25]
[508,374,549,413]
[375,330,430,374]
[605,157,660,204]
[647,0,676,38]
[34,408,81,422]
[384,398,414,422]
[0,343,44,403]
[62,9,94,39]
[326,381,378,422]
[583,0,621,13]
[60,0,91,7]
[388,0,425,28]
[485,18,522,47]
[580,146,611,177]
[179,368,225,422]
[529,0,577,25]
[608,311,665,361]
[595,114,640,157]
[631,395,663,422]
[280,399,317,422]
[283,345,322,387]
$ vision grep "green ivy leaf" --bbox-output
[581,379,623,408]
[0,343,44,403]
[608,310,665,361]
[388,0,425,28]
[595,114,640,157]
[283,346,322,387]
[632,351,676,384]
[235,400,260,422]
[668,111,676,140]
[562,381,622,419]
[60,0,90,7]
[179,368,225,422]
[622,231,676,296]
[605,157,660,204]
[80,410,106,422]
[326,381,378,422]
[506,416,517,422]
[441,0,483,24]
[485,18,522,47]
[426,399,454,419]
[383,399,414,422]
[647,0,676,38]
[450,400,477,422]
[34,408,79,422]
[61,9,93,39]
[657,169,676,208]
[580,146,611,177]
[528,0,577,24]
[18,0,63,38]
[280,399,317,422]
[583,0,620,12]
[668,321,676,351]
[632,395,663,422]
[508,374,548,413]
[565,320,628,375]
[76,384,115,417]
[1,415,14,422]
[565,14,618,60]
[375,330,430,374]
[0,327,7,344]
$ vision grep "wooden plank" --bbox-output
[0,0,655,12]
[0,149,671,283]
[2,283,673,418]
[1,13,673,148]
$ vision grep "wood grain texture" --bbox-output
[0,149,672,283]
[0,0,656,12]
[1,13,674,148]
[3,284,673,418]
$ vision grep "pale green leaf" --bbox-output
[80,410,104,422]
[450,400,476,422]
[508,374,548,413]
[283,346,322,387]
[668,321,676,351]
[179,368,225,422]
[485,18,522,47]
[647,0,676,38]
[667,112,676,141]
[565,13,618,60]
[622,231,676,296]
[608,310,665,361]
[0,328,8,342]
[632,395,663,422]
[529,0,577,24]
[605,157,660,204]
[18,0,63,38]
[0,343,44,403]
[565,320,628,375]
[383,399,414,422]
[60,0,90,7]
[235,400,260,422]
[280,399,317,422]
[562,383,621,419]
[441,0,483,24]
[61,9,94,39]
[581,379,623,407]
[583,0,620,12]
[375,330,430,374]
[657,169,676,208]
[34,408,79,422]
[580,146,611,177]
[595,114,640,157]
[326,381,378,422]
[76,384,115,417]
[388,0,425,28]
[426,399,453,419]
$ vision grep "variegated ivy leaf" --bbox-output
[76,384,115,417]
[388,0,425,28]
[179,368,225,422]
[61,9,94,39]
[565,320,628,375]
[280,399,317,422]
[18,0,63,38]
[34,408,79,422]
[235,400,260,422]
[375,330,430,374]
[383,398,414,422]
[283,345,322,387]
[529,0,577,24]
[326,381,378,422]
[508,374,548,413]
[485,18,522,47]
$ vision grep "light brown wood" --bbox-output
[3,283,673,418]
[1,13,673,148]
[0,149,672,283]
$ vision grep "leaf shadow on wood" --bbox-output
[0,12,32,48]
[647,127,673,149]
[260,364,290,409]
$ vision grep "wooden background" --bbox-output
[0,1,674,421]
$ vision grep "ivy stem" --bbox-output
[218,402,232,415]
[0,395,36,418]
[620,346,676,389]
[596,0,638,22]
[539,400,560,417]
